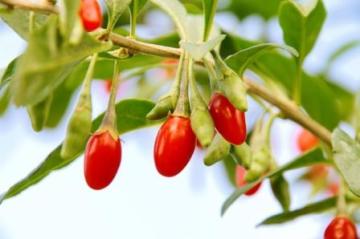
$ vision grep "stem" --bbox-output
[129,0,138,38]
[83,53,98,97]
[203,58,218,91]
[264,113,278,146]
[29,11,35,33]
[0,0,57,13]
[203,0,218,41]
[293,58,303,105]
[337,177,347,216]
[101,60,121,133]
[1,0,333,146]
[174,53,190,117]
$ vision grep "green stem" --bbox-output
[129,0,138,38]
[264,112,278,146]
[83,53,98,97]
[29,11,35,33]
[293,58,303,105]
[203,0,218,42]
[203,58,218,91]
[174,53,190,117]
[101,60,121,133]
[337,177,347,216]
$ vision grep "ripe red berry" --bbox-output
[84,131,121,190]
[235,165,262,196]
[79,0,102,32]
[297,128,319,152]
[154,115,196,177]
[209,93,246,145]
[324,216,358,239]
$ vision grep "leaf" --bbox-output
[221,148,328,216]
[202,0,218,41]
[279,0,326,60]
[332,128,360,196]
[225,0,284,20]
[180,35,225,61]
[129,0,148,36]
[325,40,360,72]
[225,43,298,76]
[222,33,343,129]
[222,154,237,187]
[129,0,148,17]
[0,99,159,204]
[59,0,81,39]
[0,56,17,91]
[270,174,291,211]
[258,197,336,225]
[0,9,47,39]
[105,0,132,30]
[0,85,11,116]
[150,0,188,39]
[45,62,87,128]
[12,16,112,106]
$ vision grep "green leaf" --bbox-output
[225,43,298,76]
[105,0,132,30]
[0,56,18,91]
[180,35,225,61]
[332,128,360,196]
[225,0,284,20]
[270,174,291,211]
[129,0,148,36]
[222,33,342,129]
[221,148,328,216]
[222,154,237,187]
[12,16,112,106]
[59,0,81,39]
[279,0,326,60]
[0,99,159,204]
[202,0,218,41]
[45,62,87,128]
[258,197,336,225]
[0,85,11,116]
[325,40,360,72]
[0,9,47,39]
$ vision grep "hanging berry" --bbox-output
[84,60,122,189]
[154,115,196,177]
[324,216,358,239]
[84,130,121,189]
[79,0,102,32]
[209,93,246,145]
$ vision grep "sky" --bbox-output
[0,0,360,238]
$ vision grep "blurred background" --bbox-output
[0,0,360,238]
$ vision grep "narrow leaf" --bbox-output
[12,16,112,106]
[202,0,218,41]
[0,99,159,204]
[279,0,326,59]
[259,197,336,225]
[221,148,328,215]
[332,128,360,196]
[105,0,132,30]
[270,174,291,211]
[225,43,298,76]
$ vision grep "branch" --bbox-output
[0,0,333,146]
[0,0,58,14]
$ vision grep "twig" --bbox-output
[0,0,333,146]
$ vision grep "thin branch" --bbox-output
[0,0,333,146]
[0,0,58,14]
